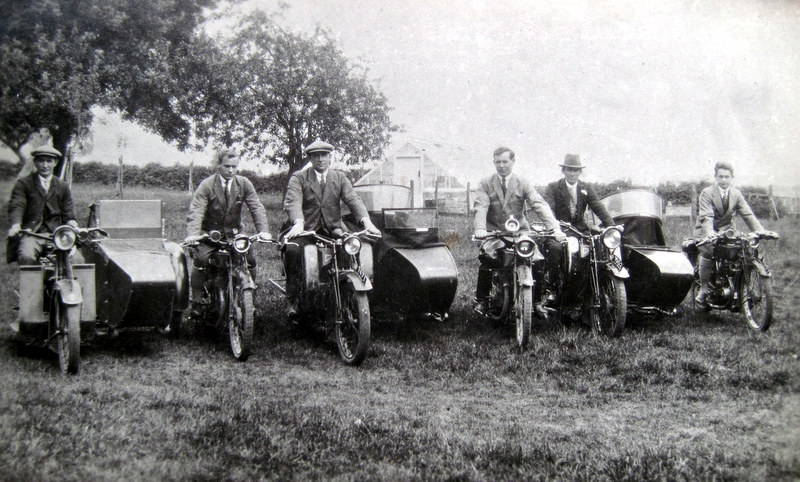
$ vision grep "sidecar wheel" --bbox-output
[229,288,254,361]
[590,275,627,337]
[336,283,371,366]
[742,272,773,332]
[55,301,81,375]
[515,285,532,350]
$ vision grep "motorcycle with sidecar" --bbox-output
[269,229,378,365]
[13,199,190,373]
[682,229,779,331]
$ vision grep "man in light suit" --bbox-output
[473,146,564,315]
[694,161,765,307]
[185,149,272,313]
[282,140,380,319]
[7,145,78,265]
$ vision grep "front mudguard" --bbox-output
[752,258,772,277]
[235,266,256,291]
[339,271,372,292]
[516,264,533,287]
[56,279,83,306]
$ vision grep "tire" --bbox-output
[229,287,254,361]
[742,271,773,332]
[55,300,81,375]
[590,275,627,337]
[335,282,371,365]
[515,285,532,350]
[168,310,184,336]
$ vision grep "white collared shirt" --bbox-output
[38,174,52,192]
[565,180,578,201]
[316,169,327,185]
[718,186,729,199]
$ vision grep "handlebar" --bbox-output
[19,226,108,241]
[695,230,780,247]
[182,231,273,247]
[275,229,381,248]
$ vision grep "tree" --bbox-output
[197,11,398,175]
[0,0,221,169]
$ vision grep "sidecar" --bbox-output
[350,184,458,320]
[79,199,190,337]
[595,190,694,315]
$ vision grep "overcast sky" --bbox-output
[80,0,800,187]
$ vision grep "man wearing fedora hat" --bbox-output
[7,145,79,265]
[281,140,380,320]
[541,154,615,301]
[472,146,564,315]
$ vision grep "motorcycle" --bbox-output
[473,216,548,349]
[553,222,629,337]
[13,225,107,374]
[270,229,378,365]
[185,230,269,361]
[682,229,780,331]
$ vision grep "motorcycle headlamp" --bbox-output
[567,236,580,255]
[233,235,251,253]
[515,236,536,258]
[504,217,520,233]
[53,225,77,250]
[601,227,623,249]
[208,230,223,243]
[343,235,362,255]
[747,233,760,248]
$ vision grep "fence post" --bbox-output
[410,180,415,208]
[769,185,780,220]
[690,184,698,221]
[466,182,471,216]
[116,155,124,199]
[188,160,194,193]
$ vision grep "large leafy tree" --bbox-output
[198,11,398,174]
[0,0,221,166]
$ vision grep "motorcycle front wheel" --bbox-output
[590,275,627,337]
[335,282,371,366]
[228,285,254,361]
[53,298,81,375]
[742,270,773,332]
[515,285,532,350]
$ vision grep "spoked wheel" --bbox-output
[590,274,627,337]
[487,284,512,326]
[335,282,371,365]
[515,285,532,350]
[228,286,254,361]
[742,271,773,332]
[53,299,81,375]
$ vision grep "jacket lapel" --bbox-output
[309,169,323,201]
[503,174,518,208]
[492,175,505,207]
[227,177,240,213]
[34,175,48,200]
[712,188,724,215]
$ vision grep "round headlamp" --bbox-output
[567,236,580,255]
[233,235,251,253]
[504,217,520,233]
[747,233,760,248]
[53,226,77,250]
[343,235,362,255]
[515,236,535,258]
[601,227,622,249]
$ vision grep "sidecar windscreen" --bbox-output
[381,208,440,247]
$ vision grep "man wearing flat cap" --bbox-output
[282,140,380,319]
[541,154,615,300]
[7,145,79,265]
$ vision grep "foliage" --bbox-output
[196,11,399,174]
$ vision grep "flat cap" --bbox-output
[31,145,62,159]
[559,153,585,169]
[303,140,334,156]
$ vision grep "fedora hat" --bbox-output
[303,140,334,156]
[559,154,584,169]
[30,145,62,159]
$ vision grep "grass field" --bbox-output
[0,180,798,481]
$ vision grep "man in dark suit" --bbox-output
[542,154,615,301]
[472,146,564,314]
[185,149,272,312]
[282,140,380,318]
[7,145,78,265]
[694,161,765,307]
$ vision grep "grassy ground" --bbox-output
[0,180,798,481]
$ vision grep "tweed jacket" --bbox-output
[473,172,559,232]
[694,185,763,237]
[8,173,76,233]
[283,167,368,232]
[186,173,270,238]
[544,179,614,233]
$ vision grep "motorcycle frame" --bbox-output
[203,239,255,326]
[708,238,769,311]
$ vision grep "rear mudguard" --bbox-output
[752,258,772,277]
[516,264,533,287]
[339,271,372,292]
[56,279,82,306]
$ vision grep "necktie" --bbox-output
[569,185,577,217]
[722,190,729,211]
[319,173,326,192]
[225,179,231,205]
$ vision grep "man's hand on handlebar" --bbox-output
[7,223,21,237]
[474,228,488,239]
[284,220,305,240]
[184,234,204,244]
[363,219,381,236]
[553,229,567,242]
[257,232,273,242]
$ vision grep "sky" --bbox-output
[75,0,800,188]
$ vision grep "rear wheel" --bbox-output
[54,299,80,375]
[742,271,773,332]
[335,282,370,365]
[590,275,627,337]
[229,286,254,361]
[515,285,532,350]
